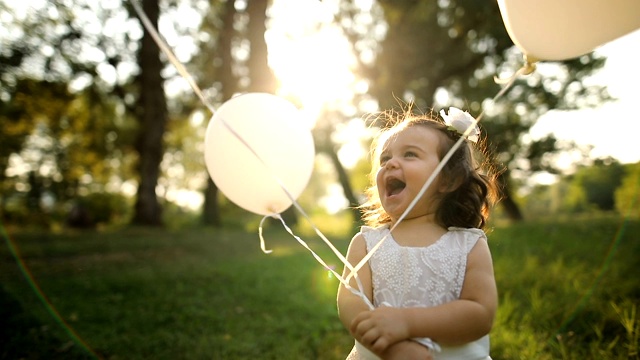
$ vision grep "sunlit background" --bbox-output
[269,0,640,164]
[268,0,640,211]
[2,0,639,213]
[2,3,639,359]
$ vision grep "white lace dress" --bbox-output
[346,226,492,360]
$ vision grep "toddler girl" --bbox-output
[337,107,500,359]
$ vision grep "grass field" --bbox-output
[1,215,638,359]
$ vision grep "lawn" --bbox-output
[1,215,638,359]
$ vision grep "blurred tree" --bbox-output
[569,158,624,211]
[0,79,71,218]
[314,110,363,223]
[0,0,138,224]
[246,0,276,93]
[562,175,590,213]
[0,0,215,227]
[615,162,640,217]
[519,183,552,219]
[190,0,298,226]
[338,0,611,221]
[520,158,630,217]
[131,0,168,226]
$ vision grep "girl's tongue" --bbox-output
[386,178,406,196]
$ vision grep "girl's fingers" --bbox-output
[371,336,391,354]
[359,326,379,345]
[349,311,371,335]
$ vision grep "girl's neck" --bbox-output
[388,213,447,247]
[390,212,438,229]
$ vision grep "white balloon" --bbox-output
[204,93,315,216]
[498,0,640,61]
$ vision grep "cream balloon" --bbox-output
[204,93,315,216]
[498,0,640,61]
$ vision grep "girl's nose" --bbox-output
[385,157,399,169]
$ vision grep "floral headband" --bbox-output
[439,107,480,143]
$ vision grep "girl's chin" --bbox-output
[384,203,432,223]
[383,204,411,220]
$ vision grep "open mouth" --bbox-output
[385,177,406,197]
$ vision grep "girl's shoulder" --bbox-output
[446,227,488,252]
[360,225,389,235]
[359,225,390,247]
[447,226,486,237]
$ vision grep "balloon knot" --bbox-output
[494,56,538,85]
[267,207,281,220]
[521,55,538,75]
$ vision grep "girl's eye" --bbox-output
[379,155,390,165]
[404,151,417,158]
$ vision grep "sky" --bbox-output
[530,29,640,167]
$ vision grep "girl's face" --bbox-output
[375,125,443,222]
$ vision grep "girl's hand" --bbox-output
[350,306,410,355]
[382,340,434,360]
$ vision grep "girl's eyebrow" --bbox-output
[402,144,426,152]
[380,144,425,155]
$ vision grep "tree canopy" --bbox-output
[336,0,610,220]
[0,0,630,228]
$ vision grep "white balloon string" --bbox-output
[130,0,216,114]
[221,118,369,308]
[263,204,373,309]
[217,116,356,274]
[131,0,528,314]
[131,0,361,281]
[132,0,359,276]
[278,200,373,311]
[258,216,274,254]
[132,0,370,314]
[262,213,374,309]
[288,199,356,272]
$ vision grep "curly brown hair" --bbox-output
[359,108,501,230]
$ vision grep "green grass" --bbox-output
[1,215,638,359]
[489,215,639,359]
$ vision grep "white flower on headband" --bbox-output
[439,107,480,143]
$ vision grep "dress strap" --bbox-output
[448,227,487,253]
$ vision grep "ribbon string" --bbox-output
[130,0,533,344]
[130,0,357,273]
[259,213,374,310]
[218,111,358,274]
[130,0,215,114]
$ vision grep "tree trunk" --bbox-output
[246,0,275,93]
[324,144,362,224]
[202,178,221,227]
[132,0,167,226]
[202,0,238,227]
[497,172,524,221]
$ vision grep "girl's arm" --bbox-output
[336,232,372,329]
[352,237,497,352]
[338,233,434,358]
[382,340,434,360]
